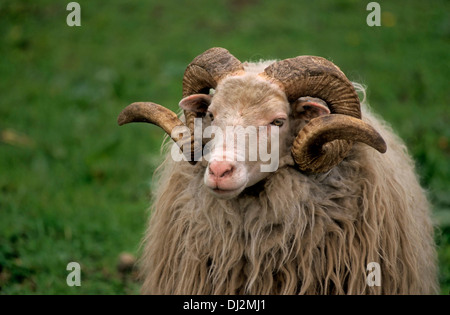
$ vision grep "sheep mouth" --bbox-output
[208,184,247,199]
[212,187,237,193]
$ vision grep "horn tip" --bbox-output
[117,111,130,126]
[117,115,125,126]
[117,102,145,126]
[376,140,387,154]
[117,117,126,126]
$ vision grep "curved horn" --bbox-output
[182,47,244,132]
[263,56,386,173]
[117,48,243,166]
[183,47,244,97]
[118,102,186,143]
[292,115,387,173]
[264,56,361,118]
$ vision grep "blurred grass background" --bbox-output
[0,0,448,294]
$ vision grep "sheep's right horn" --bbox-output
[182,47,244,132]
[118,102,186,143]
[179,47,245,164]
[183,47,244,97]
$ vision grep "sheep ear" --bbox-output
[291,97,330,120]
[179,94,212,113]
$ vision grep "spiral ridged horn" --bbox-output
[117,102,185,142]
[117,48,244,163]
[263,56,386,173]
[182,47,244,133]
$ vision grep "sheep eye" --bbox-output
[208,112,214,121]
[271,119,284,127]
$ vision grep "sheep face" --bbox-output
[119,48,386,183]
[205,74,288,198]
[180,73,330,199]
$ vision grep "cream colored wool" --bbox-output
[139,87,438,295]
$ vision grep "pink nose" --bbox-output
[209,161,234,178]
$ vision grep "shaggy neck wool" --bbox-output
[140,107,438,295]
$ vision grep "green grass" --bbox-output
[0,0,449,294]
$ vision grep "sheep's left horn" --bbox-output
[263,56,361,118]
[292,114,387,173]
[263,56,386,173]
[118,102,186,143]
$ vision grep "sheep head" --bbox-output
[118,47,386,198]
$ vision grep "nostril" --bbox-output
[220,167,233,178]
[209,161,234,178]
[221,170,229,177]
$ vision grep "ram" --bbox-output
[118,47,438,294]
